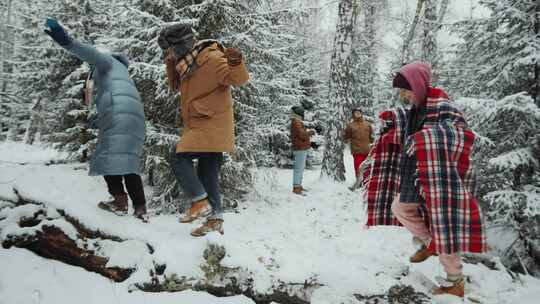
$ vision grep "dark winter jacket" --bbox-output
[60,38,146,176]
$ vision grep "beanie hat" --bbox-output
[291,105,305,119]
[158,24,195,59]
[392,72,411,90]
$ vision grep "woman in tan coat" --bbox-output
[159,25,250,236]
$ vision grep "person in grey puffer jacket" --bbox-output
[44,18,148,221]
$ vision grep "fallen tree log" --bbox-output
[0,200,137,282]
[2,225,133,282]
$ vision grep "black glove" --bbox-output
[44,18,71,46]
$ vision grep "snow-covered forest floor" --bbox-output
[1,141,539,304]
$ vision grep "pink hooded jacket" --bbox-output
[399,62,432,103]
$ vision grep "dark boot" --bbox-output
[98,194,128,215]
[134,205,148,223]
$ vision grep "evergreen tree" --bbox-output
[449,0,540,103]
[457,93,540,275]
[82,0,322,211]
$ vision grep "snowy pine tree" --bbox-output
[449,0,540,103]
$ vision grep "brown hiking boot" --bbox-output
[134,206,148,223]
[410,245,438,263]
[179,199,211,223]
[432,277,465,297]
[301,186,309,192]
[98,194,128,215]
[191,219,224,237]
[292,186,304,195]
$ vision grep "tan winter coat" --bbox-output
[291,116,312,151]
[176,43,250,153]
[344,118,373,155]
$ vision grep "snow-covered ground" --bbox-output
[1,141,539,304]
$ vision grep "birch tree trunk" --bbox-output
[534,1,540,107]
[0,0,14,105]
[400,0,424,65]
[352,0,378,117]
[321,0,358,181]
[422,0,438,80]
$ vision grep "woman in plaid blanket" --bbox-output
[363,62,487,297]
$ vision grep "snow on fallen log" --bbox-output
[0,195,154,282]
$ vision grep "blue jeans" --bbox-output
[293,150,308,187]
[171,152,224,219]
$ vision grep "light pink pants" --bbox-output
[391,196,463,276]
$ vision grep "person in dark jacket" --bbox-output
[44,18,148,221]
[290,105,315,195]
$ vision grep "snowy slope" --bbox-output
[1,142,539,304]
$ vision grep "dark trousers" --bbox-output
[171,152,223,219]
[104,174,146,209]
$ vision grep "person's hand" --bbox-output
[44,18,71,46]
[224,48,243,66]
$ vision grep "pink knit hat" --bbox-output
[397,62,432,103]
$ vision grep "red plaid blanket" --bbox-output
[363,88,487,254]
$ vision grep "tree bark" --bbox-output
[353,0,378,117]
[321,0,359,181]
[400,0,425,65]
[1,195,137,282]
[422,0,438,74]
[534,1,540,107]
[0,0,13,105]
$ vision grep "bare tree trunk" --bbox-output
[422,0,438,81]
[24,99,43,145]
[436,0,450,30]
[321,0,359,181]
[2,0,14,94]
[353,0,378,117]
[0,0,13,106]
[400,0,425,65]
[534,1,540,107]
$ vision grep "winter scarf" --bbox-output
[290,112,304,122]
[362,87,487,255]
[176,39,222,79]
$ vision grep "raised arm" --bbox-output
[215,48,250,87]
[44,18,112,71]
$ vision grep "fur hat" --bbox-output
[291,105,305,119]
[158,24,195,59]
